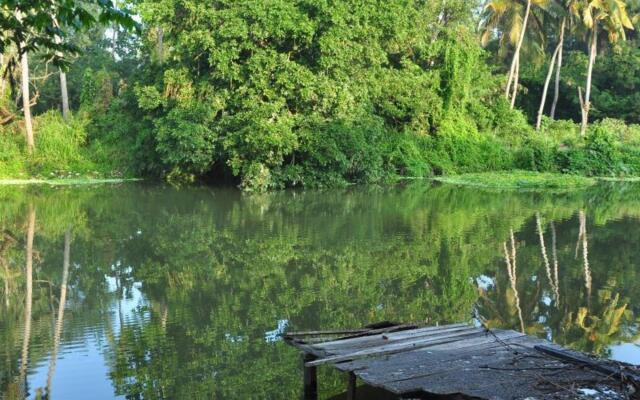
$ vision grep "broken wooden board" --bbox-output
[285,323,640,399]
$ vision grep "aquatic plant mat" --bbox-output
[285,323,639,399]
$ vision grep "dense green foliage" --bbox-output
[3,1,640,189]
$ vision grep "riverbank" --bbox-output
[0,178,142,186]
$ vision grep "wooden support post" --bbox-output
[347,371,357,400]
[303,353,318,400]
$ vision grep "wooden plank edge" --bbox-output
[305,330,486,367]
[285,328,371,338]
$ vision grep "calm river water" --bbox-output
[0,182,639,399]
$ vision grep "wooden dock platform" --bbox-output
[284,322,640,399]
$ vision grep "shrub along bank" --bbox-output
[4,110,640,188]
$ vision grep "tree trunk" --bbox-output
[46,230,71,397]
[536,43,561,130]
[550,19,566,119]
[19,206,35,396]
[510,54,520,109]
[52,17,70,120]
[506,0,532,102]
[581,25,598,136]
[21,52,35,153]
[60,71,70,120]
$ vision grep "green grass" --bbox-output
[432,171,597,190]
[0,111,135,181]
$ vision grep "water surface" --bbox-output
[0,182,639,399]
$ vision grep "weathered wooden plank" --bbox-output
[313,324,474,354]
[340,331,529,381]
[391,360,618,399]
[311,323,467,350]
[285,328,370,337]
[382,346,605,397]
[286,341,330,358]
[287,323,634,400]
[306,329,486,367]
[334,331,531,373]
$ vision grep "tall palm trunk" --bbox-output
[536,44,561,130]
[19,206,35,396]
[510,55,520,108]
[46,230,71,397]
[21,52,34,153]
[550,19,566,119]
[505,0,532,106]
[581,25,598,136]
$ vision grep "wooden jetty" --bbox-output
[284,322,640,400]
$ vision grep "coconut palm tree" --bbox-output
[548,0,585,119]
[573,0,634,135]
[481,0,551,108]
[536,15,566,130]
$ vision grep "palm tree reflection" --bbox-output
[478,210,638,357]
[503,229,525,333]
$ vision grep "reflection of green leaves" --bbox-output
[2,183,640,397]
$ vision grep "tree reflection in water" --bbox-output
[0,183,639,399]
